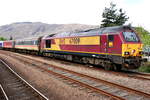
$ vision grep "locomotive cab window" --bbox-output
[108,35,114,41]
[46,40,51,48]
[123,32,139,42]
[108,35,114,47]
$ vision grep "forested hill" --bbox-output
[0,22,97,39]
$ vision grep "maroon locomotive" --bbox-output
[2,25,146,71]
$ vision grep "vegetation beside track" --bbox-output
[139,62,150,73]
[0,37,6,41]
[135,27,150,46]
[135,27,150,73]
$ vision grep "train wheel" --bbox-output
[113,64,122,71]
[104,63,113,70]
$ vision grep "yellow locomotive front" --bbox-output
[121,31,146,69]
[122,43,143,57]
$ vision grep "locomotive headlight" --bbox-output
[124,52,130,55]
[139,51,143,55]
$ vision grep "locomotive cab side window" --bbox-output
[108,35,114,47]
[46,40,51,48]
[108,35,114,41]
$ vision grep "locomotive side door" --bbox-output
[100,35,108,53]
[38,36,43,52]
[45,39,51,48]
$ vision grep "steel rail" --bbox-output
[30,56,150,97]
[8,54,150,99]
[1,52,150,99]
[12,51,150,81]
[0,56,125,100]
[41,62,150,98]
[40,64,125,100]
[0,59,49,100]
[94,68,150,81]
[0,84,9,100]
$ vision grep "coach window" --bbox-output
[46,40,51,48]
[108,35,114,47]
[35,40,38,45]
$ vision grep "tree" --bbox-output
[101,2,129,27]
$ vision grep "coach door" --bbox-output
[100,35,108,53]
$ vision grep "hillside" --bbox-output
[0,22,149,47]
[0,22,98,39]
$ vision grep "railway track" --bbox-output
[0,84,8,100]
[3,53,150,100]
[1,50,150,81]
[89,67,150,81]
[14,51,150,81]
[0,59,49,100]
[126,71,150,80]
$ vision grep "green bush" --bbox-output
[0,37,6,41]
[138,62,150,73]
[135,27,150,46]
[135,27,150,73]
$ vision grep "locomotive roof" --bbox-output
[53,25,133,38]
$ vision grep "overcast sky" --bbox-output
[0,0,149,31]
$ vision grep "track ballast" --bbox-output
[0,59,49,100]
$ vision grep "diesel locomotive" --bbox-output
[2,25,146,71]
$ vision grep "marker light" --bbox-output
[131,49,135,53]
[124,52,130,55]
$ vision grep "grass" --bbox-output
[138,62,150,73]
